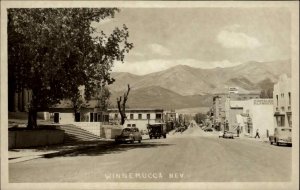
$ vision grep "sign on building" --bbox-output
[254,99,273,105]
[229,87,239,94]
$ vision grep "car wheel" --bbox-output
[164,135,166,138]
[276,139,280,146]
[270,141,273,145]
[138,140,141,143]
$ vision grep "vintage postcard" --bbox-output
[1,1,299,190]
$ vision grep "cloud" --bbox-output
[148,43,171,56]
[217,26,262,49]
[112,59,242,75]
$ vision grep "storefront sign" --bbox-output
[254,99,273,105]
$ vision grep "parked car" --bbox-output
[222,131,234,139]
[175,126,186,133]
[204,128,213,132]
[147,123,167,139]
[115,127,142,144]
[269,127,292,146]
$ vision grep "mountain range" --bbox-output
[107,60,291,110]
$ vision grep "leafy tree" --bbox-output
[194,113,206,125]
[96,85,111,111]
[260,88,273,98]
[8,8,133,128]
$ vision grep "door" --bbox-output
[54,112,59,123]
[75,112,80,122]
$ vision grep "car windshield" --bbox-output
[122,128,131,133]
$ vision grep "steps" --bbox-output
[56,124,102,144]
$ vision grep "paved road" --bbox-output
[9,126,291,182]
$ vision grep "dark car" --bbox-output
[222,131,234,139]
[115,127,142,144]
[204,128,213,132]
[147,123,167,139]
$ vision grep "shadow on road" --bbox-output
[44,141,173,158]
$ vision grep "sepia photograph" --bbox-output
[1,1,299,190]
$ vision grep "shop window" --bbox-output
[147,114,150,120]
[276,116,285,127]
[138,114,142,119]
[156,113,162,119]
[287,115,292,127]
[130,114,134,119]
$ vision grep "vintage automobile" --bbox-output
[219,131,234,139]
[269,127,292,146]
[147,123,167,139]
[115,127,142,144]
[204,128,213,132]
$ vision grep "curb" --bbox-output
[43,141,115,158]
[9,140,116,163]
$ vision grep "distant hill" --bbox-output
[109,86,212,109]
[107,60,291,109]
[109,60,291,96]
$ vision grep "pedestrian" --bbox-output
[237,126,240,137]
[254,129,260,139]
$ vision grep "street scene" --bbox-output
[10,123,291,182]
[3,3,298,190]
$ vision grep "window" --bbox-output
[94,113,98,122]
[276,116,285,127]
[138,114,142,119]
[288,92,291,105]
[147,114,150,120]
[130,114,134,119]
[114,113,118,119]
[287,115,292,127]
[276,95,278,106]
[132,124,136,127]
[90,112,94,122]
[127,124,131,127]
[156,113,162,119]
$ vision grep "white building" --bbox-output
[108,108,164,131]
[273,74,292,129]
[233,99,274,138]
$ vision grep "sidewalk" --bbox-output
[235,135,269,143]
[9,139,115,164]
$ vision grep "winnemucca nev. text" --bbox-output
[104,172,184,180]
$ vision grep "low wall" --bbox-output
[72,122,101,136]
[100,125,122,139]
[9,129,64,149]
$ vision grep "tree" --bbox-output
[96,85,111,111]
[8,8,133,128]
[194,113,207,125]
[260,87,273,98]
[117,84,130,125]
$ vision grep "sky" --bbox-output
[94,8,291,75]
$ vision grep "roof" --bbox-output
[108,108,164,112]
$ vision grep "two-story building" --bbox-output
[212,87,260,131]
[108,108,164,131]
[273,74,292,129]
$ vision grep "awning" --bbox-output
[274,112,285,116]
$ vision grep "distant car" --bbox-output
[204,128,213,132]
[222,131,234,139]
[115,127,142,144]
[269,127,292,146]
[175,126,186,133]
[218,131,224,138]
